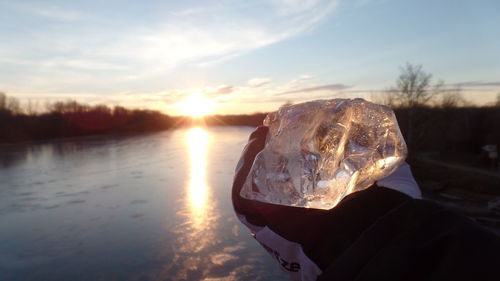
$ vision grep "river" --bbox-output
[0,126,288,281]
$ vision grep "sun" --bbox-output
[178,93,215,117]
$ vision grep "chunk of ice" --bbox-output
[240,98,407,209]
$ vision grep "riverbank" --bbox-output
[411,152,500,232]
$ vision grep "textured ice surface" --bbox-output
[240,98,407,210]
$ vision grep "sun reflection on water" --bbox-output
[187,127,209,213]
[156,127,220,279]
[138,127,270,280]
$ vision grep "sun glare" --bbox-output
[179,93,215,117]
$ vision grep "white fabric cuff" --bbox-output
[376,162,422,199]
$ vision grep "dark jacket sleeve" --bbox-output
[316,187,500,281]
[233,127,500,281]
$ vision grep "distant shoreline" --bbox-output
[0,111,267,144]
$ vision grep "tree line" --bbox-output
[0,96,175,142]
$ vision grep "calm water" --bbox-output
[0,127,288,281]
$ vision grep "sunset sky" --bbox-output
[1,0,499,115]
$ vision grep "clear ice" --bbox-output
[240,98,407,210]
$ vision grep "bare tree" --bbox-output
[25,99,40,115]
[390,63,443,152]
[439,88,467,108]
[6,96,21,114]
[0,92,6,110]
[370,90,396,107]
[393,63,440,107]
[48,100,89,114]
[0,92,22,114]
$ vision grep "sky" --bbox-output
[1,0,499,115]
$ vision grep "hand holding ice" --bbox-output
[240,99,407,210]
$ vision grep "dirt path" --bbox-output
[413,152,500,233]
[416,152,500,179]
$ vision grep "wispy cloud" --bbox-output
[275,83,351,95]
[248,78,272,87]
[0,0,339,95]
[354,0,387,8]
[293,74,314,82]
[34,6,84,21]
[6,2,85,22]
[170,6,206,17]
[272,0,322,15]
[206,85,235,96]
[39,58,129,71]
[451,81,500,87]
